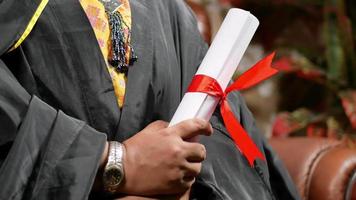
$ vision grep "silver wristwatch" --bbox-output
[103,141,125,194]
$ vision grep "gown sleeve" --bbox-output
[0,30,106,200]
[0,1,107,199]
[0,59,107,200]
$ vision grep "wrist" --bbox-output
[100,141,109,169]
[119,140,139,194]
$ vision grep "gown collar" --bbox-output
[0,0,46,55]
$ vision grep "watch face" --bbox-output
[103,164,123,187]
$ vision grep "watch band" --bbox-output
[103,141,125,194]
[107,141,124,165]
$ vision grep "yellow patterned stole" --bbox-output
[80,0,132,108]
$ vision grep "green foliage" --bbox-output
[237,0,356,137]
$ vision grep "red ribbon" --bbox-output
[187,53,278,167]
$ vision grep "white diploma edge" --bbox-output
[169,9,259,127]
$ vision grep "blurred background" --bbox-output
[186,0,356,143]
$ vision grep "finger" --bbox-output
[146,120,169,131]
[183,162,202,177]
[168,119,213,139]
[182,176,195,185]
[183,142,206,163]
[175,177,195,195]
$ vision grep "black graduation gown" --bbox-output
[0,0,300,199]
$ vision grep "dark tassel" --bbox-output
[108,12,137,73]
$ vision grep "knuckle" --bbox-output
[167,171,187,190]
[197,163,203,174]
[170,145,183,158]
[184,119,196,129]
[194,163,202,174]
[207,123,213,134]
[167,170,180,183]
[192,118,207,130]
[177,177,192,192]
[186,163,201,177]
[159,129,170,137]
[199,145,207,159]
[180,182,192,191]
[195,163,202,175]
[155,120,169,127]
[181,176,195,191]
[167,169,195,193]
[161,120,170,126]
[200,144,206,153]
[192,144,206,159]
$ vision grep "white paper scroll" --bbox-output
[169,8,259,126]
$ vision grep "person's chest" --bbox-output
[4,0,182,140]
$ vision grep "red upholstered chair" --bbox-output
[270,138,356,200]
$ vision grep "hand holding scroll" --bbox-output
[121,119,212,196]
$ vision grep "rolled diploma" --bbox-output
[169,9,259,127]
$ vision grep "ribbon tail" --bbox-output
[220,100,266,167]
[226,52,278,93]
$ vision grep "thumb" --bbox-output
[145,120,169,131]
[168,119,212,140]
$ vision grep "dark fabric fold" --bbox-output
[0,59,106,199]
[0,0,43,55]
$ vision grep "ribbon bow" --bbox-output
[187,53,278,167]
